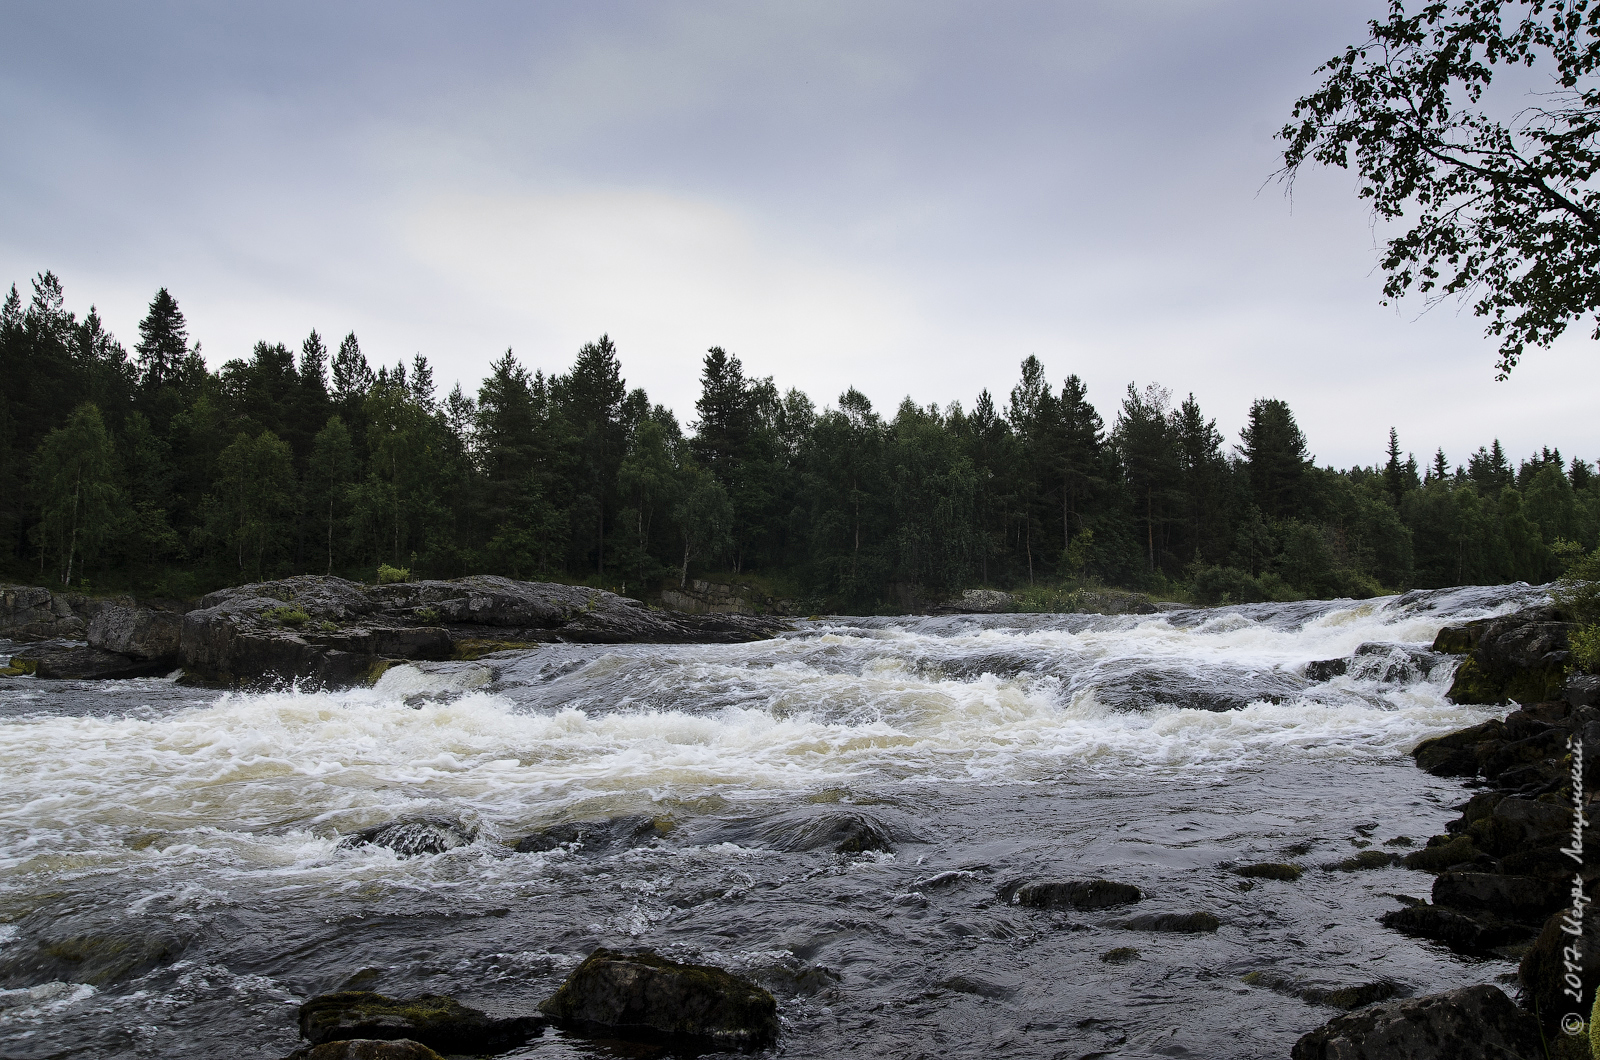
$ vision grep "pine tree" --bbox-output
[1383,428,1406,503]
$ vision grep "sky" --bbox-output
[2,0,1595,471]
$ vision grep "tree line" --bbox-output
[4,271,1597,607]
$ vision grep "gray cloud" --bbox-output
[2,0,1593,471]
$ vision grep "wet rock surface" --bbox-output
[514,814,670,855]
[1117,911,1219,933]
[284,1041,444,1060]
[1435,605,1575,704]
[538,948,779,1051]
[338,819,475,857]
[8,643,171,680]
[297,991,543,1053]
[1000,877,1142,910]
[1289,983,1542,1060]
[179,575,789,687]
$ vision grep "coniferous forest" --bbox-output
[4,271,1596,608]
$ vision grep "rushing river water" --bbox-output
[0,585,1550,1060]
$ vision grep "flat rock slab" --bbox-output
[539,948,778,1051]
[12,644,169,680]
[1290,983,1541,1060]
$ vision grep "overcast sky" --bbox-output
[3,1,1595,470]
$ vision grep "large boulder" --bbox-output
[1290,984,1541,1060]
[1442,606,1573,705]
[180,575,787,687]
[538,948,778,1051]
[0,584,85,640]
[87,606,183,662]
[297,992,542,1053]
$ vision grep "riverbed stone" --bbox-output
[1118,911,1219,933]
[285,1041,444,1060]
[1379,904,1525,952]
[1289,983,1541,1060]
[538,948,778,1051]
[338,819,474,857]
[763,809,896,854]
[297,991,542,1052]
[1003,878,1142,910]
[1235,862,1303,881]
[514,815,670,854]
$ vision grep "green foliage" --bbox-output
[1570,624,1600,675]
[1556,546,1600,626]
[1,273,1596,607]
[1282,0,1600,377]
[263,606,309,626]
[414,607,440,624]
[376,563,409,585]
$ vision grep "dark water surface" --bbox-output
[0,586,1546,1059]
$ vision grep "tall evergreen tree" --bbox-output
[135,288,190,390]
[1239,398,1309,521]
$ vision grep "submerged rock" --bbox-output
[1234,862,1303,881]
[284,1041,444,1060]
[339,819,474,857]
[1000,877,1142,910]
[514,815,670,854]
[1243,970,1405,1011]
[1117,911,1219,933]
[1289,984,1541,1060]
[762,809,897,854]
[297,992,542,1053]
[538,948,778,1051]
[1099,947,1139,964]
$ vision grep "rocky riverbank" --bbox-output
[1290,601,1600,1058]
[1,575,789,688]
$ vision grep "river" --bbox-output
[0,584,1545,1059]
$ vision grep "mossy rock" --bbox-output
[1326,850,1398,872]
[1235,862,1303,881]
[0,658,36,677]
[539,948,778,1050]
[1100,947,1139,964]
[1402,834,1481,872]
[1432,625,1472,654]
[364,659,400,685]
[452,639,537,661]
[297,991,541,1052]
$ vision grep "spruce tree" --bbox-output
[135,288,190,390]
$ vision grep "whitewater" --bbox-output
[0,584,1546,1058]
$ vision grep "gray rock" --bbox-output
[761,809,897,854]
[1290,983,1541,1060]
[514,815,668,855]
[1432,872,1566,921]
[538,948,778,1050]
[297,992,542,1053]
[10,644,169,680]
[87,606,182,661]
[1118,911,1219,933]
[1567,673,1600,709]
[1002,878,1142,910]
[1378,904,1524,952]
[0,584,85,641]
[179,575,787,687]
[284,1041,444,1060]
[339,819,474,857]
